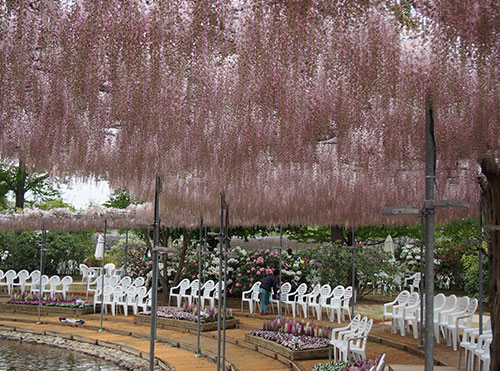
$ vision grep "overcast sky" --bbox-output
[60,179,111,209]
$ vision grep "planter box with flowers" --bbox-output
[2,293,94,315]
[135,303,239,332]
[246,317,331,360]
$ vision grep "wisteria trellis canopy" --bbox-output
[0,0,498,227]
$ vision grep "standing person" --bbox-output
[259,268,278,315]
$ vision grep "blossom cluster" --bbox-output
[250,330,330,351]
[262,317,330,338]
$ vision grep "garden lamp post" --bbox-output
[381,97,470,371]
[36,224,47,325]
[149,175,161,371]
[124,229,129,276]
[98,219,108,333]
[271,225,285,317]
[341,227,356,317]
[196,216,205,358]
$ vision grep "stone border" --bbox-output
[245,333,329,361]
[0,303,95,316]
[135,314,239,332]
[0,325,173,371]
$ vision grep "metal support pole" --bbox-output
[124,229,129,276]
[216,193,225,371]
[424,101,436,371]
[37,225,46,325]
[419,215,425,348]
[478,201,483,335]
[149,176,161,371]
[99,219,108,333]
[351,227,355,317]
[196,216,203,357]
[222,206,229,370]
[278,225,283,317]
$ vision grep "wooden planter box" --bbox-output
[134,314,239,332]
[0,303,96,316]
[245,333,329,361]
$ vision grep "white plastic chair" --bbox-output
[3,270,17,295]
[122,286,138,316]
[393,292,420,338]
[39,275,49,297]
[184,279,200,305]
[341,286,353,321]
[211,281,225,308]
[26,270,41,293]
[472,334,492,371]
[241,282,261,313]
[270,282,291,314]
[79,263,89,283]
[168,278,190,307]
[112,285,126,315]
[304,283,321,318]
[382,290,409,331]
[200,280,215,308]
[13,270,29,293]
[0,270,4,293]
[417,293,445,329]
[309,284,332,320]
[346,318,373,361]
[136,287,150,313]
[48,275,61,297]
[287,283,308,318]
[445,298,478,351]
[329,314,362,361]
[55,276,73,299]
[325,285,345,323]
[458,318,491,370]
[104,263,116,277]
[437,296,469,344]
[404,272,421,294]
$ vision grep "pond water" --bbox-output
[0,338,123,370]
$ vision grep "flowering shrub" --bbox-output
[124,248,153,282]
[7,292,91,308]
[250,330,330,350]
[262,317,330,338]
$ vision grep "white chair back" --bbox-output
[332,285,344,299]
[119,276,132,288]
[318,284,332,305]
[133,277,145,287]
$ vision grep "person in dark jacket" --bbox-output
[259,268,278,315]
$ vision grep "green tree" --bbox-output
[0,162,61,209]
[103,189,131,209]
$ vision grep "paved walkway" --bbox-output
[0,301,466,371]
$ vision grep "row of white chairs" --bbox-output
[459,319,492,371]
[168,278,225,309]
[79,263,118,298]
[383,291,479,351]
[382,290,421,338]
[87,275,145,299]
[93,281,151,316]
[242,282,353,323]
[0,269,73,299]
[329,314,374,362]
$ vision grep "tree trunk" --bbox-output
[330,225,345,244]
[479,158,500,370]
[14,164,26,209]
[172,229,194,287]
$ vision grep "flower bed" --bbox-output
[245,318,331,360]
[2,293,94,315]
[135,305,239,332]
[313,355,383,371]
